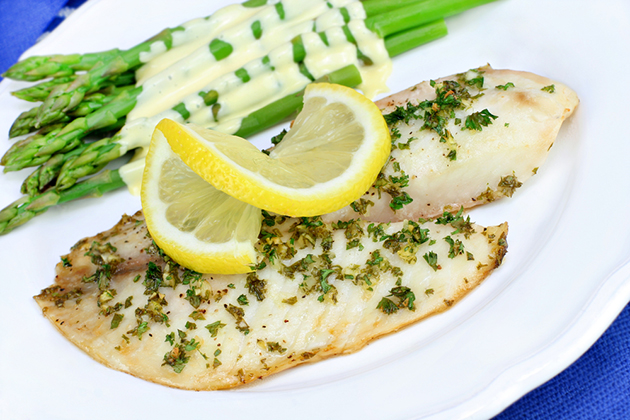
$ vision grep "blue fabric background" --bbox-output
[0,1,628,418]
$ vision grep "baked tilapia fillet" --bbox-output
[323,65,579,223]
[35,211,507,390]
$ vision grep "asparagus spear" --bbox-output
[2,88,140,171]
[21,118,127,195]
[55,137,124,190]
[384,18,448,57]
[10,71,135,103]
[9,84,134,139]
[11,76,78,103]
[361,0,430,17]
[2,0,275,83]
[23,0,404,128]
[1,50,122,82]
[30,26,189,129]
[366,0,496,38]
[21,142,92,195]
[8,108,69,139]
[1,125,66,171]
[4,5,365,172]
[4,0,444,151]
[0,170,125,235]
[21,0,289,128]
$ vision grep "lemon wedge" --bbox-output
[141,128,261,274]
[160,83,391,217]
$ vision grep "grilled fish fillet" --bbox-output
[322,65,579,223]
[35,211,507,390]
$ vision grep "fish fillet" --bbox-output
[322,65,579,223]
[35,211,507,390]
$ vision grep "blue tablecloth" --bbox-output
[1,1,628,418]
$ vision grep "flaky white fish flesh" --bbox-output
[323,65,579,223]
[35,211,507,390]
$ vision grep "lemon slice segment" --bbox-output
[160,83,391,217]
[141,128,261,274]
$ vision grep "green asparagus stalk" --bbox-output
[1,49,122,82]
[21,142,92,195]
[0,170,125,235]
[68,86,136,117]
[361,0,429,17]
[27,0,429,128]
[21,117,126,195]
[55,137,124,190]
[11,71,135,103]
[233,65,362,138]
[11,76,77,102]
[8,108,69,139]
[366,0,496,38]
[2,0,277,83]
[384,18,447,57]
[5,0,442,148]
[32,27,186,128]
[2,88,140,171]
[1,125,66,171]
[9,84,134,138]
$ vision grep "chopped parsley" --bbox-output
[464,109,498,131]
[205,321,226,337]
[444,236,465,258]
[266,342,287,354]
[271,128,288,145]
[423,251,440,271]
[495,82,515,90]
[246,273,267,301]
[225,304,250,335]
[497,174,523,197]
[162,330,201,374]
[541,84,556,93]
[377,285,417,315]
[435,207,475,238]
[382,70,488,162]
[350,198,374,215]
[237,294,249,306]
[110,313,124,329]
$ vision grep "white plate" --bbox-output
[1,0,629,419]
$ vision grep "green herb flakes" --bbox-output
[464,109,498,131]
[110,313,124,329]
[541,84,556,93]
[205,321,226,337]
[495,82,515,90]
[423,251,440,271]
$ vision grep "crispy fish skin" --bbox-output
[35,211,507,390]
[323,66,579,223]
